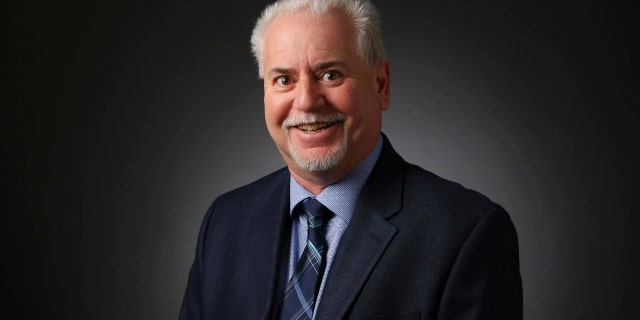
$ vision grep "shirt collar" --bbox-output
[289,135,383,224]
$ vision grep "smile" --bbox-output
[283,113,347,134]
[295,122,339,133]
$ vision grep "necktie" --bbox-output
[279,198,330,320]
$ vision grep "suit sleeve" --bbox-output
[437,207,523,320]
[179,201,217,320]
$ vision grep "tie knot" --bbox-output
[301,198,328,231]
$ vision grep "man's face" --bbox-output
[262,9,390,184]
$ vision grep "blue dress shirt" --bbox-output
[288,135,383,317]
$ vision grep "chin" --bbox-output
[288,136,347,172]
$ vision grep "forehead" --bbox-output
[263,9,359,67]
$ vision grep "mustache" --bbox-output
[282,113,347,128]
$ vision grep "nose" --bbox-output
[293,76,325,111]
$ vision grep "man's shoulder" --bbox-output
[401,162,503,219]
[371,135,502,216]
[214,166,290,207]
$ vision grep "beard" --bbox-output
[282,112,348,172]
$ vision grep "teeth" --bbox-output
[297,122,332,132]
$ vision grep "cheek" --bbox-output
[335,87,380,131]
[264,94,286,123]
[328,86,361,114]
[264,95,296,140]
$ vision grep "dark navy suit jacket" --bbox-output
[180,136,522,319]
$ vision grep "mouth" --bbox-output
[295,121,338,133]
[283,113,347,134]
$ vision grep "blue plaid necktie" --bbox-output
[279,198,330,320]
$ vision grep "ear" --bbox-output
[375,60,391,111]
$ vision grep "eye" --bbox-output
[321,70,342,82]
[275,75,292,87]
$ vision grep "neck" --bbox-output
[286,134,383,195]
[288,167,350,195]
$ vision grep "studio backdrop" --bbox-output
[4,0,638,319]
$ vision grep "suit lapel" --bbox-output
[246,170,291,319]
[316,137,405,319]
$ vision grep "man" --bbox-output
[180,0,522,319]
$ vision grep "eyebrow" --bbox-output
[266,61,350,79]
[314,61,349,70]
[266,68,295,79]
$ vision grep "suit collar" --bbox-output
[315,135,406,319]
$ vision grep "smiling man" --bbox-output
[262,6,389,194]
[180,1,522,319]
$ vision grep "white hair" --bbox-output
[250,0,386,77]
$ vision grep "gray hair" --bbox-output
[250,0,386,77]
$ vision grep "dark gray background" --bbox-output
[4,0,638,319]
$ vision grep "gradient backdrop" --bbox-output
[4,0,638,319]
